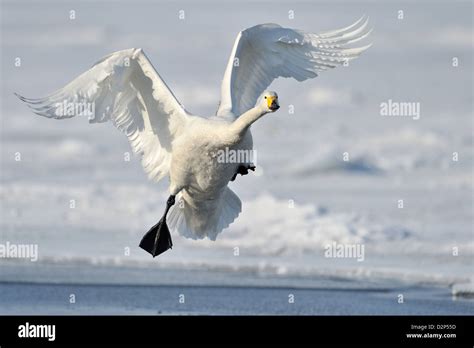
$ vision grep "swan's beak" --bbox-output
[267,96,280,111]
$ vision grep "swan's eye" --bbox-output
[264,96,267,99]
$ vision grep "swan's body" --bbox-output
[16,18,371,255]
[168,114,254,240]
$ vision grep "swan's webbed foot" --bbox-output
[139,195,175,257]
[231,164,256,181]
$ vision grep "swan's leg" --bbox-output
[139,195,175,257]
[231,164,256,181]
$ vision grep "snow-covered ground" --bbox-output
[1,1,473,296]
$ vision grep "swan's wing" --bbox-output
[16,48,192,182]
[217,17,372,117]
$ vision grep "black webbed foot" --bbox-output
[139,195,175,257]
[231,164,256,181]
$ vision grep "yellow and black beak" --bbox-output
[267,96,280,111]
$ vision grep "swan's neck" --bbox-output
[231,107,266,137]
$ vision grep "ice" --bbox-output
[452,279,474,299]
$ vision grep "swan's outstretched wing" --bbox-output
[16,48,191,182]
[217,17,372,118]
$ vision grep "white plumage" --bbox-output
[17,18,371,243]
[218,17,371,117]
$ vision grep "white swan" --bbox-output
[16,18,371,257]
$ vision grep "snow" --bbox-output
[1,1,472,288]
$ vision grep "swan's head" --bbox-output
[257,91,279,113]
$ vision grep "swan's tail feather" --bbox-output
[168,187,242,240]
[214,187,242,239]
[167,192,193,239]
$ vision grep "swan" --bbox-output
[16,17,371,257]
